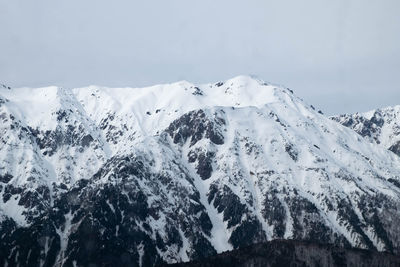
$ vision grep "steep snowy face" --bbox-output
[69,75,283,149]
[332,106,400,157]
[1,76,400,266]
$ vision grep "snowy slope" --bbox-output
[1,76,400,266]
[332,106,400,157]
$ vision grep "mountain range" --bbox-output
[1,76,400,266]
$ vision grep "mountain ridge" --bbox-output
[332,105,400,157]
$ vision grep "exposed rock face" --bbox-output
[332,106,400,156]
[166,109,225,147]
[168,240,400,267]
[1,76,400,266]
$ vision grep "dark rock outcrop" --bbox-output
[168,240,400,267]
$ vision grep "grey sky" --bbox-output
[1,0,399,115]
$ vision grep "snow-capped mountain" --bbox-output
[332,106,400,157]
[1,76,400,266]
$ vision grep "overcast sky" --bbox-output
[0,0,399,115]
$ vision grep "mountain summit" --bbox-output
[332,105,400,157]
[1,76,400,266]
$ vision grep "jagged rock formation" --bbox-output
[1,76,400,266]
[332,106,400,156]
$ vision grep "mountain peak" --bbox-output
[0,76,304,134]
[332,104,400,157]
